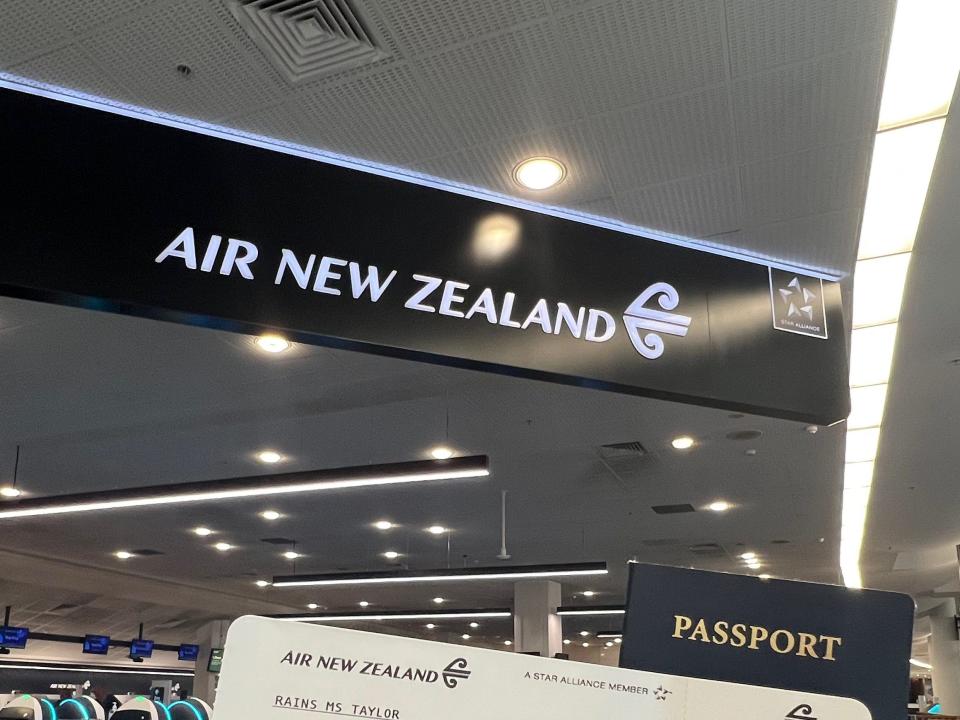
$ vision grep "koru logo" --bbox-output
[653,685,673,701]
[769,268,828,339]
[622,283,691,359]
[786,704,817,720]
[442,658,471,688]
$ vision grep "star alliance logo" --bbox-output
[653,685,672,701]
[769,269,828,339]
[622,283,691,359]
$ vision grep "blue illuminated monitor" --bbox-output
[130,638,154,658]
[178,644,199,661]
[83,634,110,655]
[0,626,29,649]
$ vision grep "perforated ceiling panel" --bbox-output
[0,0,897,272]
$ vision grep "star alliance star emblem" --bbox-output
[653,685,672,701]
[768,268,828,339]
[778,276,817,321]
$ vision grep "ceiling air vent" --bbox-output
[689,542,725,557]
[600,441,647,456]
[230,0,390,84]
[261,537,297,545]
[651,503,696,515]
[130,548,164,556]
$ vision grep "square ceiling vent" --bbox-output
[229,0,389,84]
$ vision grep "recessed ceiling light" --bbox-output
[193,527,213,536]
[579,631,590,637]
[582,591,595,597]
[383,551,400,560]
[255,334,291,354]
[359,601,369,608]
[739,552,756,561]
[759,574,772,580]
[260,510,282,520]
[283,551,301,560]
[605,642,614,647]
[671,436,695,450]
[563,639,571,645]
[214,542,233,551]
[425,623,436,629]
[614,638,621,644]
[0,487,21,498]
[582,642,590,648]
[512,157,566,190]
[746,561,761,570]
[504,640,512,646]
[256,450,283,464]
[461,634,471,640]
[707,500,730,513]
[307,603,319,610]
[432,597,445,604]
[115,551,134,560]
[373,520,394,530]
[426,525,447,535]
[430,446,454,460]
[255,580,271,588]
[469,622,479,629]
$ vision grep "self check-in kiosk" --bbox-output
[58,697,105,720]
[109,697,167,720]
[165,700,209,720]
[0,695,57,720]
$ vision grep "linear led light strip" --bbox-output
[556,607,625,617]
[0,456,488,520]
[272,562,607,587]
[0,664,193,676]
[274,611,512,623]
[840,0,960,589]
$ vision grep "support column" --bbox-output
[928,601,960,714]
[513,580,562,658]
[193,619,232,707]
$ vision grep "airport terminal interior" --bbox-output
[1,0,960,718]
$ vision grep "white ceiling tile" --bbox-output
[413,123,611,205]
[366,0,549,57]
[82,0,289,121]
[740,140,871,227]
[39,0,159,35]
[730,209,863,272]
[0,1,71,67]
[8,44,131,101]
[612,168,742,240]
[588,85,736,192]
[725,0,895,77]
[732,44,884,162]
[289,63,462,165]
[413,20,582,147]
[555,0,725,113]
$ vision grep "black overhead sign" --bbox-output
[619,564,914,720]
[0,86,849,423]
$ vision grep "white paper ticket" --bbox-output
[213,616,871,720]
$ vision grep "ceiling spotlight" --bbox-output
[430,446,454,460]
[605,642,614,647]
[359,601,370,608]
[307,603,319,610]
[563,639,571,645]
[579,631,590,637]
[255,580,271,588]
[461,634,471,640]
[740,552,756,561]
[0,486,21,498]
[759,574,772,580]
[374,520,394,530]
[671,436,695,450]
[260,510,282,520]
[425,623,436,629]
[582,642,590,648]
[283,551,301,560]
[805,425,819,434]
[707,500,731,513]
[469,622,479,629]
[193,527,213,536]
[383,551,400,560]
[747,561,762,570]
[582,591,596,597]
[255,334,291,354]
[504,640,512,646]
[256,450,283,464]
[513,157,566,190]
[214,542,233,551]
[115,551,134,560]
[614,638,622,644]
[433,597,445,604]
[426,525,447,535]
